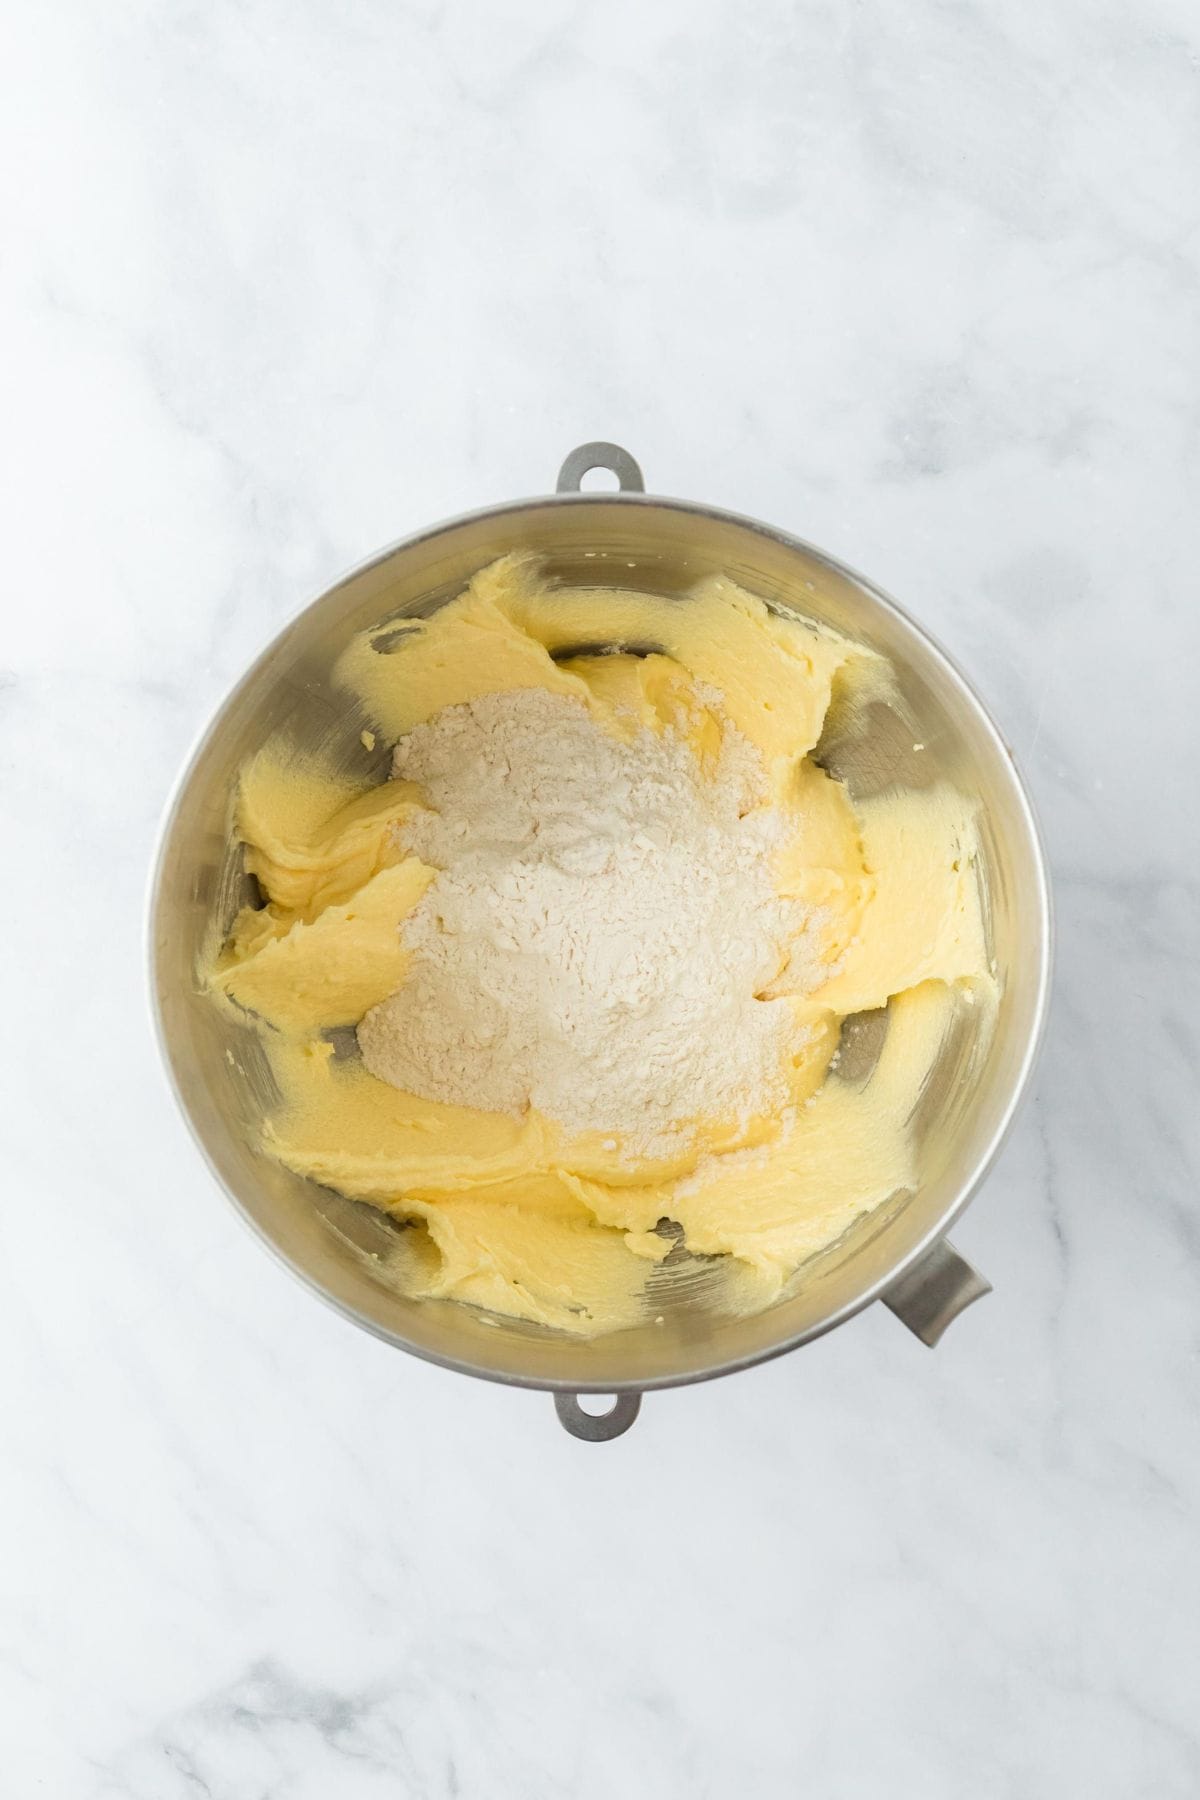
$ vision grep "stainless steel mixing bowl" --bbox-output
[149,442,1051,1440]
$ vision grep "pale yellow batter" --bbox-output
[211,556,993,1334]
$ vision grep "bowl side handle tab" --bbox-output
[882,1239,991,1347]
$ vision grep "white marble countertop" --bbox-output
[4,2,1199,1794]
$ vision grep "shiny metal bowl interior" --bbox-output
[151,486,1050,1395]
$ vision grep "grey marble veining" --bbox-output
[2,1,1198,1794]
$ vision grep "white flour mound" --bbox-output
[357,687,820,1156]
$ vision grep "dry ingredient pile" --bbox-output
[211,555,994,1335]
[358,687,818,1156]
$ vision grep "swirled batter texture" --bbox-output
[211,557,993,1333]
